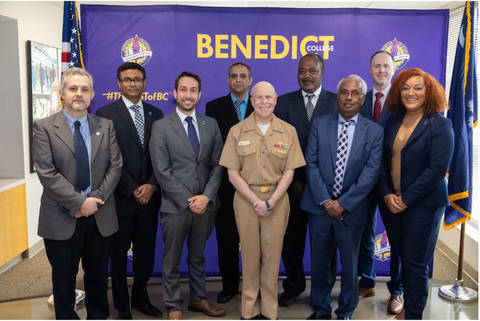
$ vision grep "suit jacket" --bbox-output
[299,112,384,226]
[378,113,454,208]
[33,111,123,240]
[150,111,223,214]
[205,93,254,199]
[275,88,337,184]
[359,90,392,127]
[95,99,163,216]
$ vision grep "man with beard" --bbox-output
[150,71,225,320]
[274,53,337,307]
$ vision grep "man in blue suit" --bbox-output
[300,75,383,320]
[358,50,404,315]
[274,53,337,307]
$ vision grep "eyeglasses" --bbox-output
[119,77,144,84]
[338,90,363,98]
[401,86,424,92]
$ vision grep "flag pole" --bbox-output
[438,223,477,302]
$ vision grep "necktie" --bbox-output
[373,92,383,124]
[306,94,315,121]
[131,105,145,146]
[185,116,200,158]
[333,120,352,197]
[234,100,242,121]
[74,121,90,191]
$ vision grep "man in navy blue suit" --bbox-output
[358,50,404,315]
[274,53,337,307]
[300,75,383,319]
[96,62,163,319]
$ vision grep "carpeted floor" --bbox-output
[0,246,477,303]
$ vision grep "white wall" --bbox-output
[0,1,63,252]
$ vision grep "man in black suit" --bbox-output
[96,62,163,319]
[274,53,337,307]
[205,62,254,303]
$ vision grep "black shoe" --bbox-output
[217,290,238,303]
[131,303,163,317]
[279,291,298,307]
[307,312,332,320]
[117,310,133,320]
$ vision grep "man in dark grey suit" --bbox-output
[205,62,254,304]
[33,67,122,319]
[150,71,225,320]
[96,62,163,319]
[274,53,337,307]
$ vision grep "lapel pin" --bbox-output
[202,121,206,125]
[148,111,152,116]
[423,121,428,125]
[96,132,101,136]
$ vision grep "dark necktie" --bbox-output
[373,92,383,124]
[234,100,242,121]
[131,105,145,147]
[74,121,90,191]
[185,116,200,158]
[333,120,352,197]
[306,94,315,121]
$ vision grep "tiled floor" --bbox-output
[0,278,477,320]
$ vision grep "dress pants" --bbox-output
[281,188,309,295]
[44,216,112,319]
[110,207,159,311]
[160,210,216,313]
[379,203,444,319]
[309,214,364,319]
[234,190,289,320]
[214,180,240,293]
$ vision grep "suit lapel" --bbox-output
[361,91,373,120]
[328,113,338,167]
[115,99,144,151]
[88,114,102,162]
[197,113,208,158]
[345,116,367,173]
[143,104,155,149]
[169,112,197,159]
[311,88,331,119]
[54,112,75,153]
[292,90,310,127]
[405,116,430,148]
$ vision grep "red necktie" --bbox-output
[373,92,383,124]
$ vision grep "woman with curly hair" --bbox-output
[378,68,454,319]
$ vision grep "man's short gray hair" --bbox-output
[336,74,367,96]
[61,67,94,91]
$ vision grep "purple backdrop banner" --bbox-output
[81,5,448,277]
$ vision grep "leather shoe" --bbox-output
[117,310,132,320]
[188,298,226,317]
[168,310,182,320]
[279,291,298,307]
[131,303,163,317]
[387,294,404,314]
[358,286,376,299]
[307,312,332,319]
[217,290,238,303]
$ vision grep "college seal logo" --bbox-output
[374,231,391,262]
[381,38,410,70]
[121,34,153,66]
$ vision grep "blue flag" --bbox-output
[445,1,478,229]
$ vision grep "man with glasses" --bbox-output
[274,53,337,307]
[300,75,383,320]
[96,62,164,319]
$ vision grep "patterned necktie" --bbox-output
[131,105,145,146]
[333,120,352,197]
[306,94,315,121]
[185,116,200,158]
[234,100,242,121]
[373,92,383,124]
[74,121,90,191]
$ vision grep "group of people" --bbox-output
[32,49,454,320]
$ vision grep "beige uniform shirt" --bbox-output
[220,113,305,185]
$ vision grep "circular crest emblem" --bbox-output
[374,230,391,262]
[381,38,410,70]
[121,34,153,66]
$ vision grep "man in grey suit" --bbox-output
[33,67,122,319]
[150,71,225,320]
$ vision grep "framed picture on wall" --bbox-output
[27,40,62,173]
